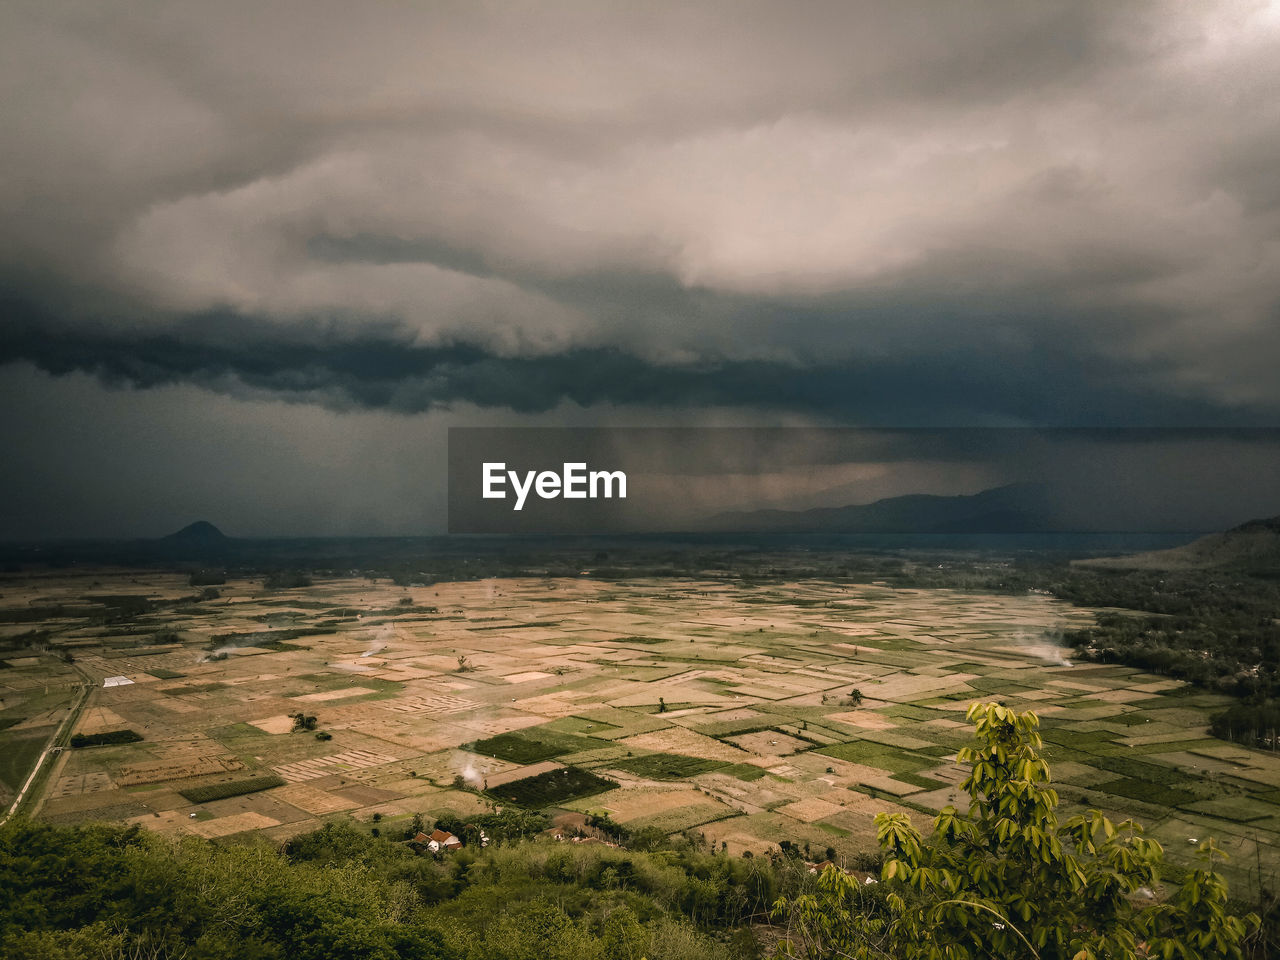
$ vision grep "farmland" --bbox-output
[2,566,1278,890]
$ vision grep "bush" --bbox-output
[263,571,313,589]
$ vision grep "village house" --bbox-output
[412,829,463,853]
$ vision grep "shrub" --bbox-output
[263,571,312,589]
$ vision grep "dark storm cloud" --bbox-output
[2,1,1280,423]
[2,297,1267,426]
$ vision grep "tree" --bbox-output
[849,689,863,707]
[289,712,317,732]
[264,570,312,589]
[772,701,1258,960]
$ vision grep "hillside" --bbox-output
[161,520,229,543]
[704,482,1065,534]
[1076,515,1280,570]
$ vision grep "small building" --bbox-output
[425,828,462,853]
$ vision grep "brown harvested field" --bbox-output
[117,756,245,786]
[725,731,810,756]
[41,790,130,815]
[580,786,705,821]
[483,760,563,788]
[188,812,281,838]
[291,686,383,702]
[0,567,1276,887]
[50,772,114,798]
[248,715,297,734]
[273,783,361,815]
[774,797,845,823]
[827,710,897,730]
[618,728,754,763]
[74,707,132,735]
[625,798,735,834]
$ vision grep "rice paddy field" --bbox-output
[3,568,1279,890]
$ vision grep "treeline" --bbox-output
[1051,568,1280,619]
[1058,570,1280,750]
[1067,609,1280,698]
[0,818,805,960]
[1210,702,1280,751]
[69,729,143,748]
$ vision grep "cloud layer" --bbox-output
[2,2,1280,533]
[4,2,1280,419]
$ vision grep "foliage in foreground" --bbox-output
[0,816,781,960]
[773,702,1260,960]
[4,701,1273,959]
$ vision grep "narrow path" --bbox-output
[1,661,94,825]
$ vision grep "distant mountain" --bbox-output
[161,521,229,544]
[1077,515,1280,571]
[704,483,1068,534]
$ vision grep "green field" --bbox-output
[610,753,726,780]
[488,767,616,806]
[179,775,287,804]
[814,740,940,775]
[464,729,602,764]
[2,567,1276,891]
[0,732,46,792]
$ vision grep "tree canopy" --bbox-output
[773,701,1259,960]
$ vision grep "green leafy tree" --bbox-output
[1143,839,1257,960]
[601,906,647,959]
[773,701,1258,960]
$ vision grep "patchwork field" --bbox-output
[3,568,1279,888]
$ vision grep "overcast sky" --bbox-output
[3,1,1280,537]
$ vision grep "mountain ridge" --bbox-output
[702,482,1068,534]
[1075,514,1280,570]
[161,520,229,543]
